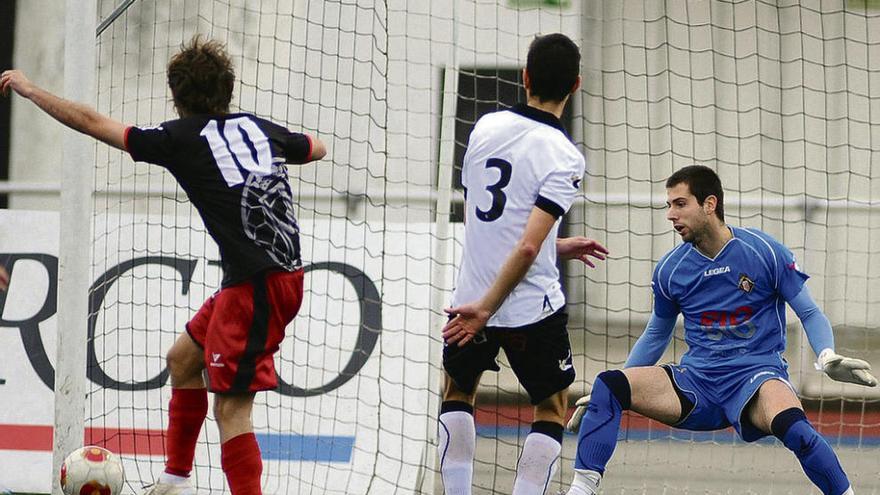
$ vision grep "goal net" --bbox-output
[82,0,880,494]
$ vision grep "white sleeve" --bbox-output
[536,153,584,219]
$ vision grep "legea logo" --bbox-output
[703,266,730,277]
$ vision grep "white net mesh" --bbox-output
[86,1,880,494]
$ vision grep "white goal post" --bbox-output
[53,1,97,494]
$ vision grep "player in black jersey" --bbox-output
[3,37,326,495]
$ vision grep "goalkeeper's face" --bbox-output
[666,183,712,244]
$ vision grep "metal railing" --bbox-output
[3,180,879,212]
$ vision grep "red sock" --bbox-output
[164,388,208,477]
[221,433,263,495]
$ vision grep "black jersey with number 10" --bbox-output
[125,113,313,286]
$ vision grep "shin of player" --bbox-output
[438,33,608,495]
[567,370,629,495]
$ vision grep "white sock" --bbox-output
[566,469,601,495]
[512,431,562,495]
[438,409,475,495]
[158,472,189,485]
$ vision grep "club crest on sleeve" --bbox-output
[571,174,582,189]
[738,274,755,293]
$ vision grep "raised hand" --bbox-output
[557,237,609,268]
[0,70,35,99]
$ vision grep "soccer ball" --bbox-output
[60,446,125,495]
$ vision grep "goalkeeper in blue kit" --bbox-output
[565,165,876,495]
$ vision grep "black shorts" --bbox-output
[442,308,575,405]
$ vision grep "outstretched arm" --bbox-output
[789,285,877,387]
[624,312,677,368]
[787,285,833,357]
[1,69,127,150]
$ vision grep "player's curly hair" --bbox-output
[526,33,580,103]
[167,36,235,116]
[666,165,725,222]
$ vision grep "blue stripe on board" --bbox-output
[256,433,355,462]
[475,426,880,448]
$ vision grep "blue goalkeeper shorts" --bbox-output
[662,361,796,442]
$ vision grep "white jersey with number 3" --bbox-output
[451,104,585,328]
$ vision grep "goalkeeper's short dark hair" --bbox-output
[666,165,725,222]
[526,33,581,103]
[167,36,235,116]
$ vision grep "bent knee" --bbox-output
[595,370,632,410]
[772,408,820,454]
[167,348,197,370]
[166,342,203,385]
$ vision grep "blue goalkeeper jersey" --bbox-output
[652,226,809,370]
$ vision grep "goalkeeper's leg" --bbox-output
[567,370,629,495]
[569,366,686,495]
[161,333,208,486]
[746,380,852,495]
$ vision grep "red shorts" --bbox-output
[186,269,304,394]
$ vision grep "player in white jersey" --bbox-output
[439,33,608,495]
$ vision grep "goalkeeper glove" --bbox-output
[817,349,878,387]
[566,394,591,433]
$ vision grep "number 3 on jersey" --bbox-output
[201,117,273,186]
[476,158,512,222]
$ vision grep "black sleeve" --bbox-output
[284,132,313,164]
[125,124,176,168]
